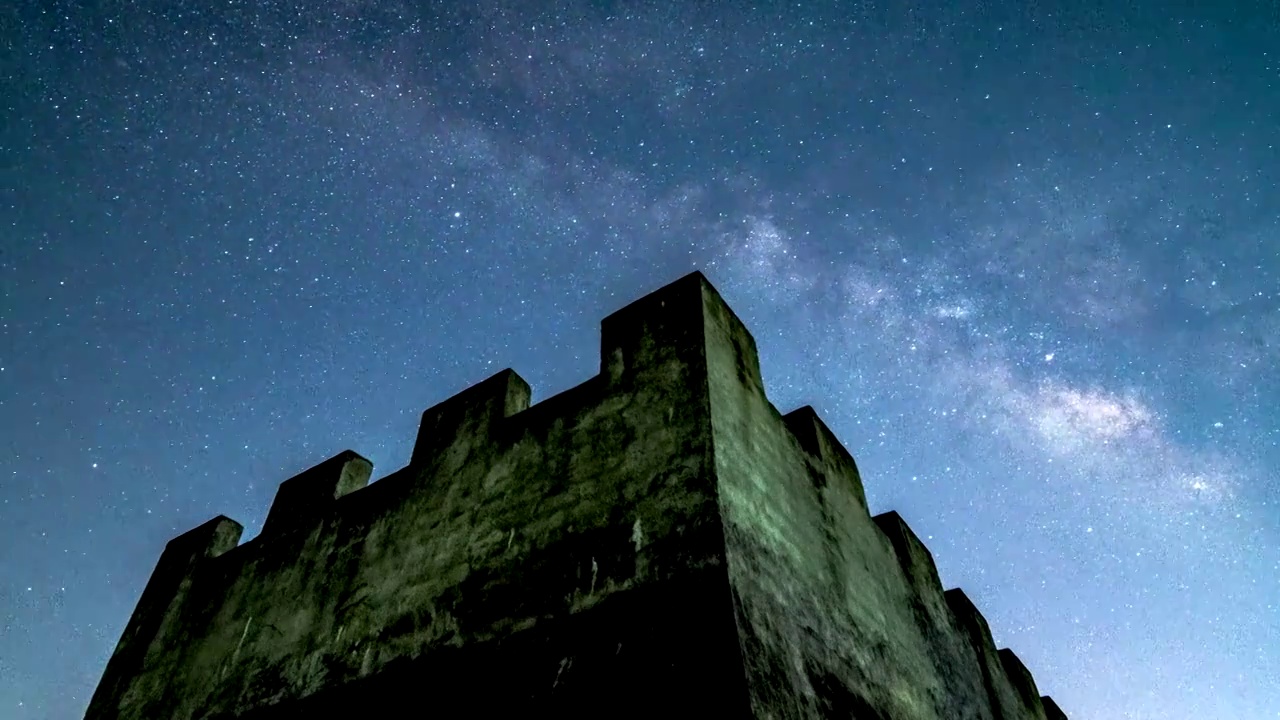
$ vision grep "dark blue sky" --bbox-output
[3,1,1277,717]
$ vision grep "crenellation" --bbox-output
[785,405,870,512]
[409,368,532,472]
[946,587,1035,720]
[259,450,373,538]
[872,511,945,602]
[598,272,712,387]
[998,648,1050,720]
[86,516,244,719]
[871,511,1004,717]
[1042,695,1069,720]
[87,271,1067,719]
[696,274,767,397]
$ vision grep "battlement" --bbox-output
[259,451,372,538]
[86,271,1068,719]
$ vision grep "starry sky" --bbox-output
[2,1,1277,718]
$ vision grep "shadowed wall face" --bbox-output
[701,280,1053,719]
[85,272,1066,720]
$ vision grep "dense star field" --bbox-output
[2,1,1277,718]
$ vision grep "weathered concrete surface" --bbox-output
[86,271,1068,719]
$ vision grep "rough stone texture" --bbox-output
[86,271,1068,719]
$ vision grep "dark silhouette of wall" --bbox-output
[86,271,1069,719]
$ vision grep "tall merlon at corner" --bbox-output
[86,271,1070,719]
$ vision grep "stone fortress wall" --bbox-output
[87,271,1069,719]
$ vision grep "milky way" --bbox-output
[2,2,1277,718]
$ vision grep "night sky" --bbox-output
[2,1,1277,718]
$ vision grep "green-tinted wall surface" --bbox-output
[86,272,1068,720]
